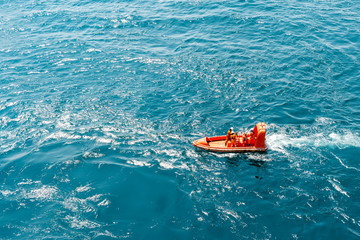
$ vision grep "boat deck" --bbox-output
[208,140,227,147]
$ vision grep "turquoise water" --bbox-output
[1,0,360,239]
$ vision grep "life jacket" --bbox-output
[226,130,232,141]
[230,133,237,147]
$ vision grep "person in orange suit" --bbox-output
[225,127,233,146]
[249,130,256,146]
[242,132,248,146]
[231,131,238,147]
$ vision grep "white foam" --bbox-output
[63,197,87,212]
[217,206,240,220]
[128,139,143,145]
[54,58,77,65]
[24,185,58,200]
[64,159,80,165]
[82,135,97,140]
[315,117,335,124]
[328,178,350,198]
[5,101,17,107]
[45,132,81,141]
[126,160,151,167]
[159,160,189,170]
[102,126,117,132]
[267,131,360,154]
[154,149,182,158]
[246,154,273,162]
[18,179,41,185]
[96,138,112,144]
[75,185,92,193]
[185,149,201,158]
[97,199,110,207]
[85,48,101,53]
[94,230,119,239]
[0,190,16,197]
[86,194,103,202]
[83,152,104,158]
[65,216,100,229]
[120,19,129,24]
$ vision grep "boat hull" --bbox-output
[192,136,268,153]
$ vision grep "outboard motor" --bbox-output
[253,122,266,148]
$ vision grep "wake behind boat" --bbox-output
[193,122,267,153]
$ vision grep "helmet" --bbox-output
[230,127,234,131]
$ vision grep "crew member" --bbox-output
[225,127,233,146]
[249,130,256,146]
[242,132,247,146]
[231,131,238,147]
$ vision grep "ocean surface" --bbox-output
[1,0,360,239]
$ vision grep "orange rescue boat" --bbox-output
[193,122,268,153]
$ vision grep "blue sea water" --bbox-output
[1,0,360,239]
